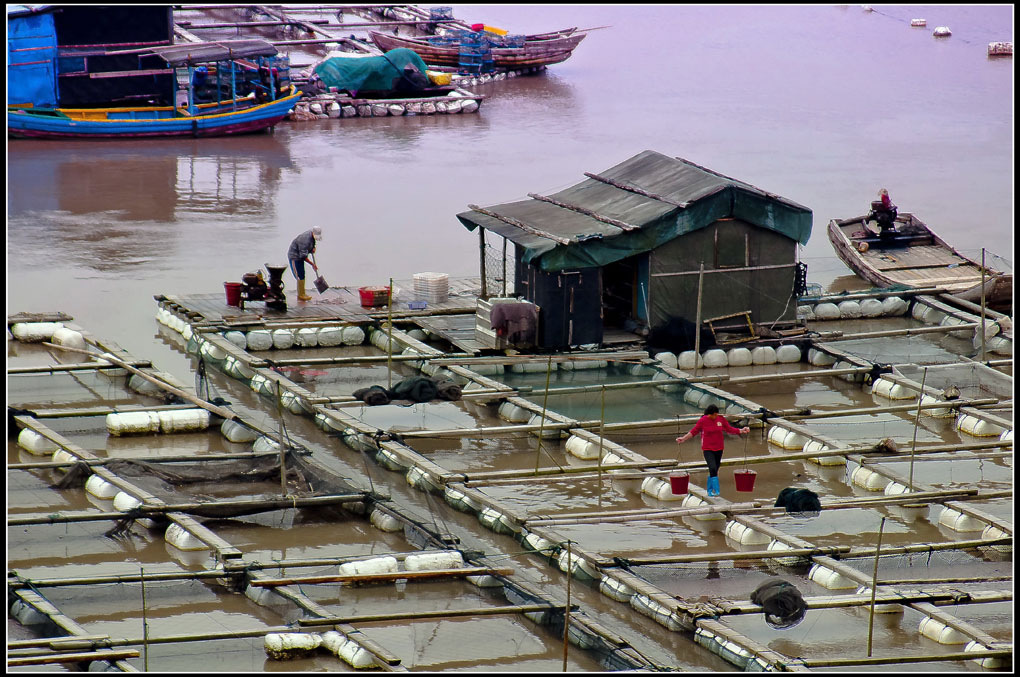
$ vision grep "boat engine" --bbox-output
[239,264,287,311]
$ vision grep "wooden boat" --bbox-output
[827,212,1012,312]
[8,39,301,140]
[8,89,301,139]
[368,30,586,69]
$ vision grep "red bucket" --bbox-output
[668,472,690,495]
[734,469,757,492]
[224,282,242,307]
[358,286,391,307]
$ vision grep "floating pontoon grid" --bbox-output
[8,316,653,672]
[151,283,1014,672]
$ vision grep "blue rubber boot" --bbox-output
[708,476,720,496]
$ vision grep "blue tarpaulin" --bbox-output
[7,6,59,107]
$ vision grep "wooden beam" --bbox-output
[468,204,571,245]
[8,650,140,667]
[297,603,568,627]
[527,192,638,231]
[583,171,695,207]
[249,566,514,587]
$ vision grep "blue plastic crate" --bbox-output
[504,34,526,48]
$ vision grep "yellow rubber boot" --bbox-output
[297,279,311,302]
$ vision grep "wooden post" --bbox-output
[980,248,987,362]
[535,355,555,474]
[140,567,149,671]
[387,277,394,390]
[908,367,928,492]
[479,228,488,300]
[866,517,886,657]
[562,540,571,671]
[694,262,704,375]
[275,379,287,496]
[502,236,508,298]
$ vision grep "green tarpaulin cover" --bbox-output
[313,48,429,95]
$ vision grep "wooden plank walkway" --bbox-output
[159,277,482,329]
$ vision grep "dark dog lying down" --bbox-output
[775,487,822,512]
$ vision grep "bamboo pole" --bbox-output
[8,493,369,526]
[40,342,241,422]
[908,367,928,492]
[535,356,555,474]
[140,566,149,671]
[479,228,488,300]
[798,650,1013,668]
[248,566,513,587]
[7,650,141,667]
[866,517,886,657]
[8,359,151,375]
[8,635,112,650]
[297,604,566,627]
[815,322,980,342]
[9,449,299,471]
[602,545,852,566]
[459,440,1011,486]
[980,248,987,361]
[563,540,571,672]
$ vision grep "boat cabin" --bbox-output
[7,5,290,112]
[457,150,813,351]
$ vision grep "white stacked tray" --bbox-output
[413,272,449,303]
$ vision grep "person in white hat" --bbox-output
[287,227,322,302]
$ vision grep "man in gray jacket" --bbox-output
[287,227,322,302]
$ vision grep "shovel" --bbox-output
[311,256,328,294]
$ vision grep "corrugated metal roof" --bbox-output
[457,150,813,271]
[111,40,279,66]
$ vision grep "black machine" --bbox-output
[867,199,898,241]
[239,264,287,311]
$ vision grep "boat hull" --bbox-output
[369,31,586,69]
[827,214,1011,312]
[8,91,301,140]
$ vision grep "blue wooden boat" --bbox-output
[8,4,299,139]
[8,88,302,139]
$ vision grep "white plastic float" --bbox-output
[640,476,685,502]
[937,507,986,532]
[766,539,806,566]
[803,440,844,466]
[956,414,1003,437]
[339,556,398,577]
[599,574,636,603]
[965,640,1009,669]
[855,585,903,613]
[726,347,753,367]
[165,523,208,551]
[264,633,322,660]
[527,413,564,439]
[681,493,726,520]
[808,563,858,589]
[271,329,295,350]
[678,350,703,370]
[767,426,807,450]
[401,551,463,574]
[294,328,318,347]
[630,594,683,631]
[751,346,777,365]
[478,506,520,536]
[871,377,914,400]
[221,419,259,443]
[106,411,161,436]
[775,345,801,363]
[246,330,273,351]
[17,428,59,455]
[702,349,728,368]
[157,409,210,434]
[807,348,837,367]
[910,18,926,27]
[932,26,952,37]
[724,520,770,546]
[813,302,841,320]
[369,509,402,532]
[341,326,366,345]
[837,300,863,318]
[11,322,63,342]
[654,351,678,368]
[918,616,968,644]
[85,475,120,499]
[223,331,247,349]
[849,465,889,491]
[50,327,87,349]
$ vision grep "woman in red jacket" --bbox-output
[676,404,750,496]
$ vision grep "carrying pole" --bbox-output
[534,355,554,474]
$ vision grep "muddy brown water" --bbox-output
[8,4,1013,672]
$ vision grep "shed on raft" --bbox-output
[456,150,813,349]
